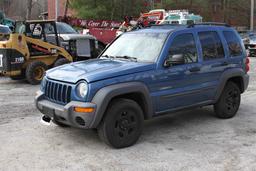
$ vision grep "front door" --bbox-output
[155,32,214,114]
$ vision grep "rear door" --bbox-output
[197,29,229,99]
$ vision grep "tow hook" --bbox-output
[40,115,51,126]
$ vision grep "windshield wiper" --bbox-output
[115,56,138,62]
[100,55,115,59]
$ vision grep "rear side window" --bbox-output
[169,33,198,63]
[223,31,243,57]
[199,31,225,60]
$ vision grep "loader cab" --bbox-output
[15,20,60,46]
[25,20,60,46]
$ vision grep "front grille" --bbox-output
[76,39,91,57]
[44,80,72,104]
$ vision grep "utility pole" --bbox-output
[55,0,59,20]
[251,0,254,31]
[223,0,226,23]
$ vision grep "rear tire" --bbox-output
[97,98,144,148]
[10,70,25,80]
[26,61,47,85]
[214,81,241,119]
[54,58,70,67]
[10,75,25,80]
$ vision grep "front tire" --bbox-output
[54,58,70,67]
[26,61,47,85]
[214,82,241,119]
[98,98,144,148]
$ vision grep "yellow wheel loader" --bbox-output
[0,20,99,84]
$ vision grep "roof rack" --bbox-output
[187,22,231,28]
[150,24,185,27]
[148,24,186,29]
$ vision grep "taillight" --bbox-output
[245,57,250,73]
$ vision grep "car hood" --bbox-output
[59,34,95,41]
[46,59,155,83]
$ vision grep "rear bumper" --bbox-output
[0,48,25,73]
[243,74,249,92]
[35,91,96,129]
[246,45,256,56]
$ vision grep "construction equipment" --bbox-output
[0,20,98,84]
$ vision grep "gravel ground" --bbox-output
[0,58,256,171]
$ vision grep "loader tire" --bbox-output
[26,61,47,85]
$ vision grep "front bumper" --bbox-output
[35,91,96,129]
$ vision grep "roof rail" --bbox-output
[150,24,185,27]
[187,22,231,28]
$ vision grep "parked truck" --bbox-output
[0,10,15,31]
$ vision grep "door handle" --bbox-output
[189,67,201,72]
[221,62,228,66]
[212,62,229,68]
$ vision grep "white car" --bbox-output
[160,10,202,25]
[0,24,11,34]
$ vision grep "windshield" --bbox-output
[166,14,181,20]
[101,32,167,62]
[56,22,77,34]
[0,26,11,34]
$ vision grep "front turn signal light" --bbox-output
[74,107,95,113]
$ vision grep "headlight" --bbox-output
[40,77,46,91]
[77,82,88,98]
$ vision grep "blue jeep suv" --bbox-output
[35,23,249,148]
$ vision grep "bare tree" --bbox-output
[26,0,33,20]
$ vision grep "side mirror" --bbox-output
[164,54,185,67]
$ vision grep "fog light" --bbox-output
[74,107,94,113]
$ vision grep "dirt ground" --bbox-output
[0,58,256,171]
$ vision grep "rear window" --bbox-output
[223,31,243,57]
[199,31,225,60]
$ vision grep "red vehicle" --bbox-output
[139,11,164,26]
[59,10,164,49]
[59,17,121,50]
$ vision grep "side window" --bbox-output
[169,33,198,63]
[199,31,225,60]
[44,23,55,34]
[223,31,243,57]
